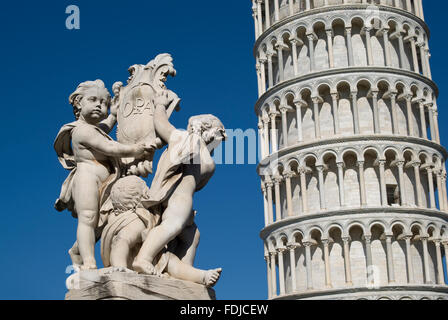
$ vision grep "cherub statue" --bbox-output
[101,175,221,287]
[54,80,153,270]
[132,91,227,279]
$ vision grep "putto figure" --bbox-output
[55,54,224,299]
[54,80,152,270]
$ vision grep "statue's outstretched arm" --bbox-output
[74,126,148,158]
[154,92,177,144]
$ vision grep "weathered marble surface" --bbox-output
[66,268,216,300]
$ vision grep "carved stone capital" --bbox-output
[283,170,295,179]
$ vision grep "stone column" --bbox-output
[266,180,274,224]
[258,119,265,158]
[364,27,374,66]
[358,161,367,207]
[287,244,298,292]
[436,170,444,211]
[267,52,274,88]
[312,96,321,139]
[396,31,407,69]
[342,237,353,285]
[365,235,374,285]
[396,160,406,206]
[284,170,294,217]
[274,176,283,222]
[418,42,428,77]
[404,94,415,136]
[277,247,286,295]
[337,162,346,207]
[322,239,332,288]
[294,100,305,143]
[346,27,354,67]
[256,63,262,97]
[326,29,335,68]
[257,0,264,35]
[299,167,309,213]
[385,235,396,283]
[270,251,278,296]
[331,92,340,135]
[305,0,311,11]
[317,165,326,211]
[259,59,267,95]
[273,0,280,22]
[382,28,392,67]
[419,102,427,139]
[252,3,260,40]
[290,38,300,76]
[371,90,380,134]
[265,254,272,299]
[276,42,285,82]
[270,111,279,153]
[426,167,436,209]
[404,236,415,284]
[307,33,316,72]
[413,161,424,207]
[351,91,360,134]
[261,183,269,227]
[280,106,289,148]
[390,92,399,135]
[262,117,270,155]
[408,36,420,73]
[264,0,271,29]
[379,160,388,206]
[427,104,436,142]
[424,46,432,79]
[421,237,431,284]
[433,109,440,144]
[442,172,448,211]
[435,241,445,285]
[303,241,313,290]
[288,0,294,15]
[443,242,448,282]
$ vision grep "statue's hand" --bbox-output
[154,90,174,109]
[110,99,119,117]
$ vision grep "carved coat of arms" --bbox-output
[114,54,180,177]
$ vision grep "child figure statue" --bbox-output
[132,91,226,279]
[101,175,222,287]
[54,80,153,270]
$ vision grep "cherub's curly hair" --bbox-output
[187,114,226,138]
[68,79,110,119]
[110,176,148,213]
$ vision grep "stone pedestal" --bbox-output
[65,268,216,300]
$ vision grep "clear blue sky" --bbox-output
[0,1,447,300]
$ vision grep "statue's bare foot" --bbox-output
[80,258,97,270]
[132,259,157,275]
[203,268,222,287]
[68,248,83,268]
[110,266,134,273]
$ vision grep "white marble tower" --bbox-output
[252,0,448,300]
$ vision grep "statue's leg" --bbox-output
[174,223,200,266]
[133,176,195,274]
[165,252,222,287]
[68,241,83,267]
[110,219,145,269]
[72,175,101,270]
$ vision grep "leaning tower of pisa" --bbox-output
[252,0,448,300]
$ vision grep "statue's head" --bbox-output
[69,80,111,123]
[110,176,149,213]
[187,114,227,148]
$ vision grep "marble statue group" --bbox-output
[54,54,224,288]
